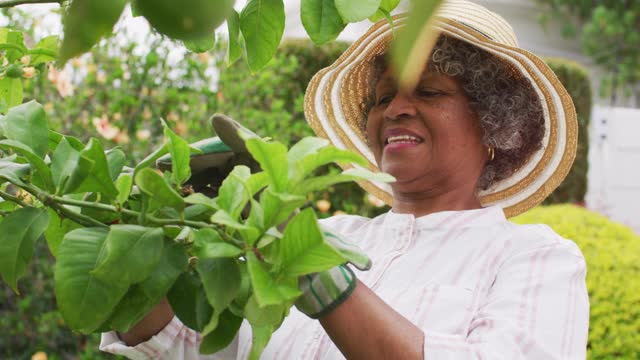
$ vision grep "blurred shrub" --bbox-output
[543,59,592,205]
[513,205,640,359]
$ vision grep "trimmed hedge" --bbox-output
[513,205,640,359]
[543,58,593,205]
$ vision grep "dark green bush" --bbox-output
[543,58,592,205]
[513,205,640,359]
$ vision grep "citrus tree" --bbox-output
[0,0,443,357]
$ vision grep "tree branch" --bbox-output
[0,0,62,7]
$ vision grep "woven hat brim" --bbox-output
[304,10,577,218]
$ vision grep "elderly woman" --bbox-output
[101,0,589,358]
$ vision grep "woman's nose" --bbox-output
[383,92,417,121]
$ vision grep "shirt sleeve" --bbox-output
[99,316,239,360]
[422,239,589,360]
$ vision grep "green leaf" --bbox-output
[335,0,381,22]
[292,167,395,195]
[106,149,126,181]
[55,228,129,333]
[0,158,30,185]
[249,324,274,360]
[197,258,241,316]
[244,295,286,326]
[184,34,215,53]
[0,29,26,62]
[0,139,55,192]
[135,143,168,177]
[0,77,23,113]
[192,228,243,259]
[115,174,133,205]
[167,270,214,332]
[164,123,192,186]
[50,138,93,195]
[75,138,120,199]
[240,0,286,72]
[247,172,269,196]
[279,208,344,276]
[135,168,184,213]
[210,210,256,233]
[29,35,59,65]
[291,145,367,183]
[226,9,242,65]
[45,208,81,257]
[0,101,49,158]
[287,137,330,165]
[245,138,288,192]
[259,188,306,230]
[246,252,301,307]
[59,0,128,64]
[217,165,252,220]
[301,0,346,45]
[199,309,243,354]
[184,193,219,210]
[390,0,443,90]
[0,207,49,293]
[369,0,400,22]
[108,241,188,332]
[90,225,164,285]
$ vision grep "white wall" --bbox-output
[587,106,640,233]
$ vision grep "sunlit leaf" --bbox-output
[244,137,288,192]
[0,101,49,158]
[217,165,252,220]
[226,9,242,65]
[249,324,274,360]
[391,0,443,90]
[240,0,285,72]
[59,0,128,64]
[246,252,301,307]
[192,228,242,259]
[164,123,192,186]
[335,0,381,22]
[301,0,346,45]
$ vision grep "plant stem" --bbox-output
[0,189,29,208]
[0,0,62,7]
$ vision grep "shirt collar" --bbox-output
[385,205,507,229]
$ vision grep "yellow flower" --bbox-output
[20,55,30,65]
[22,67,36,79]
[31,351,47,360]
[136,129,151,141]
[316,200,331,213]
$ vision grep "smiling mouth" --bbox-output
[384,135,424,146]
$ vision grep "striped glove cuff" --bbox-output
[295,265,357,319]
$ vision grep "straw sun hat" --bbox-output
[303,0,577,217]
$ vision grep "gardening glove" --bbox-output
[295,226,372,319]
[156,114,261,197]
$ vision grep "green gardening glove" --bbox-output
[295,226,372,319]
[156,114,261,197]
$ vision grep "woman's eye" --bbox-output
[417,89,440,97]
[377,95,393,105]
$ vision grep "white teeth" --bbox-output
[387,135,422,144]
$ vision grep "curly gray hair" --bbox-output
[365,35,545,190]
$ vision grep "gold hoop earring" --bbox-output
[487,147,495,162]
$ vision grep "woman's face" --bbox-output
[366,68,487,194]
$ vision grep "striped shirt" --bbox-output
[101,206,589,359]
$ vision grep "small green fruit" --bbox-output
[134,0,235,40]
[5,64,23,78]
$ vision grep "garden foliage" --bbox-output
[543,58,592,205]
[514,205,640,359]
